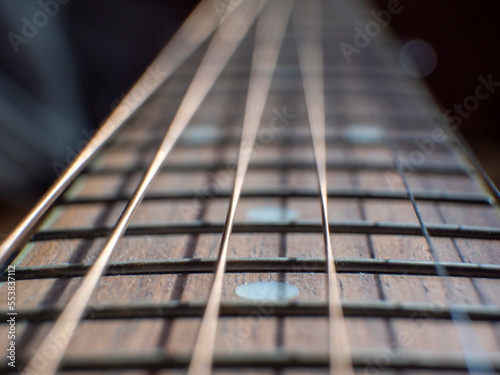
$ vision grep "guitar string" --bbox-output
[187,1,293,374]
[445,128,500,204]
[0,0,222,269]
[21,1,263,374]
[292,1,354,375]
[409,86,500,205]
[385,135,496,374]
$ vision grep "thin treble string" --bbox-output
[187,1,293,374]
[0,0,222,269]
[447,128,500,205]
[21,1,260,374]
[385,135,495,374]
[292,2,354,375]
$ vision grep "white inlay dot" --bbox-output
[181,124,221,145]
[342,124,385,144]
[245,206,298,222]
[236,281,299,302]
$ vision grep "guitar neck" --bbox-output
[1,0,500,374]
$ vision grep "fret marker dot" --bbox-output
[245,206,298,222]
[343,124,384,144]
[236,281,299,302]
[181,124,221,144]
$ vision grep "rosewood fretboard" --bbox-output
[1,0,500,374]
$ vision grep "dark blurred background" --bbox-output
[378,0,500,188]
[0,0,499,235]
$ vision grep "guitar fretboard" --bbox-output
[1,0,500,374]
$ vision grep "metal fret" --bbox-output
[30,221,500,241]
[56,188,494,206]
[3,351,500,373]
[83,159,470,176]
[5,300,500,322]
[107,133,454,150]
[7,257,500,281]
[151,85,432,96]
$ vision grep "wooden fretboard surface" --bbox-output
[1,0,500,374]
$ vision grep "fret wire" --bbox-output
[385,135,497,374]
[187,1,291,374]
[293,2,353,375]
[117,113,447,133]
[5,300,500,323]
[151,85,428,98]
[139,65,419,82]
[83,159,470,176]
[127,102,443,123]
[30,221,500,242]
[56,188,494,206]
[21,0,259,373]
[5,352,500,373]
[9,258,500,281]
[0,0,221,270]
[107,134,453,151]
